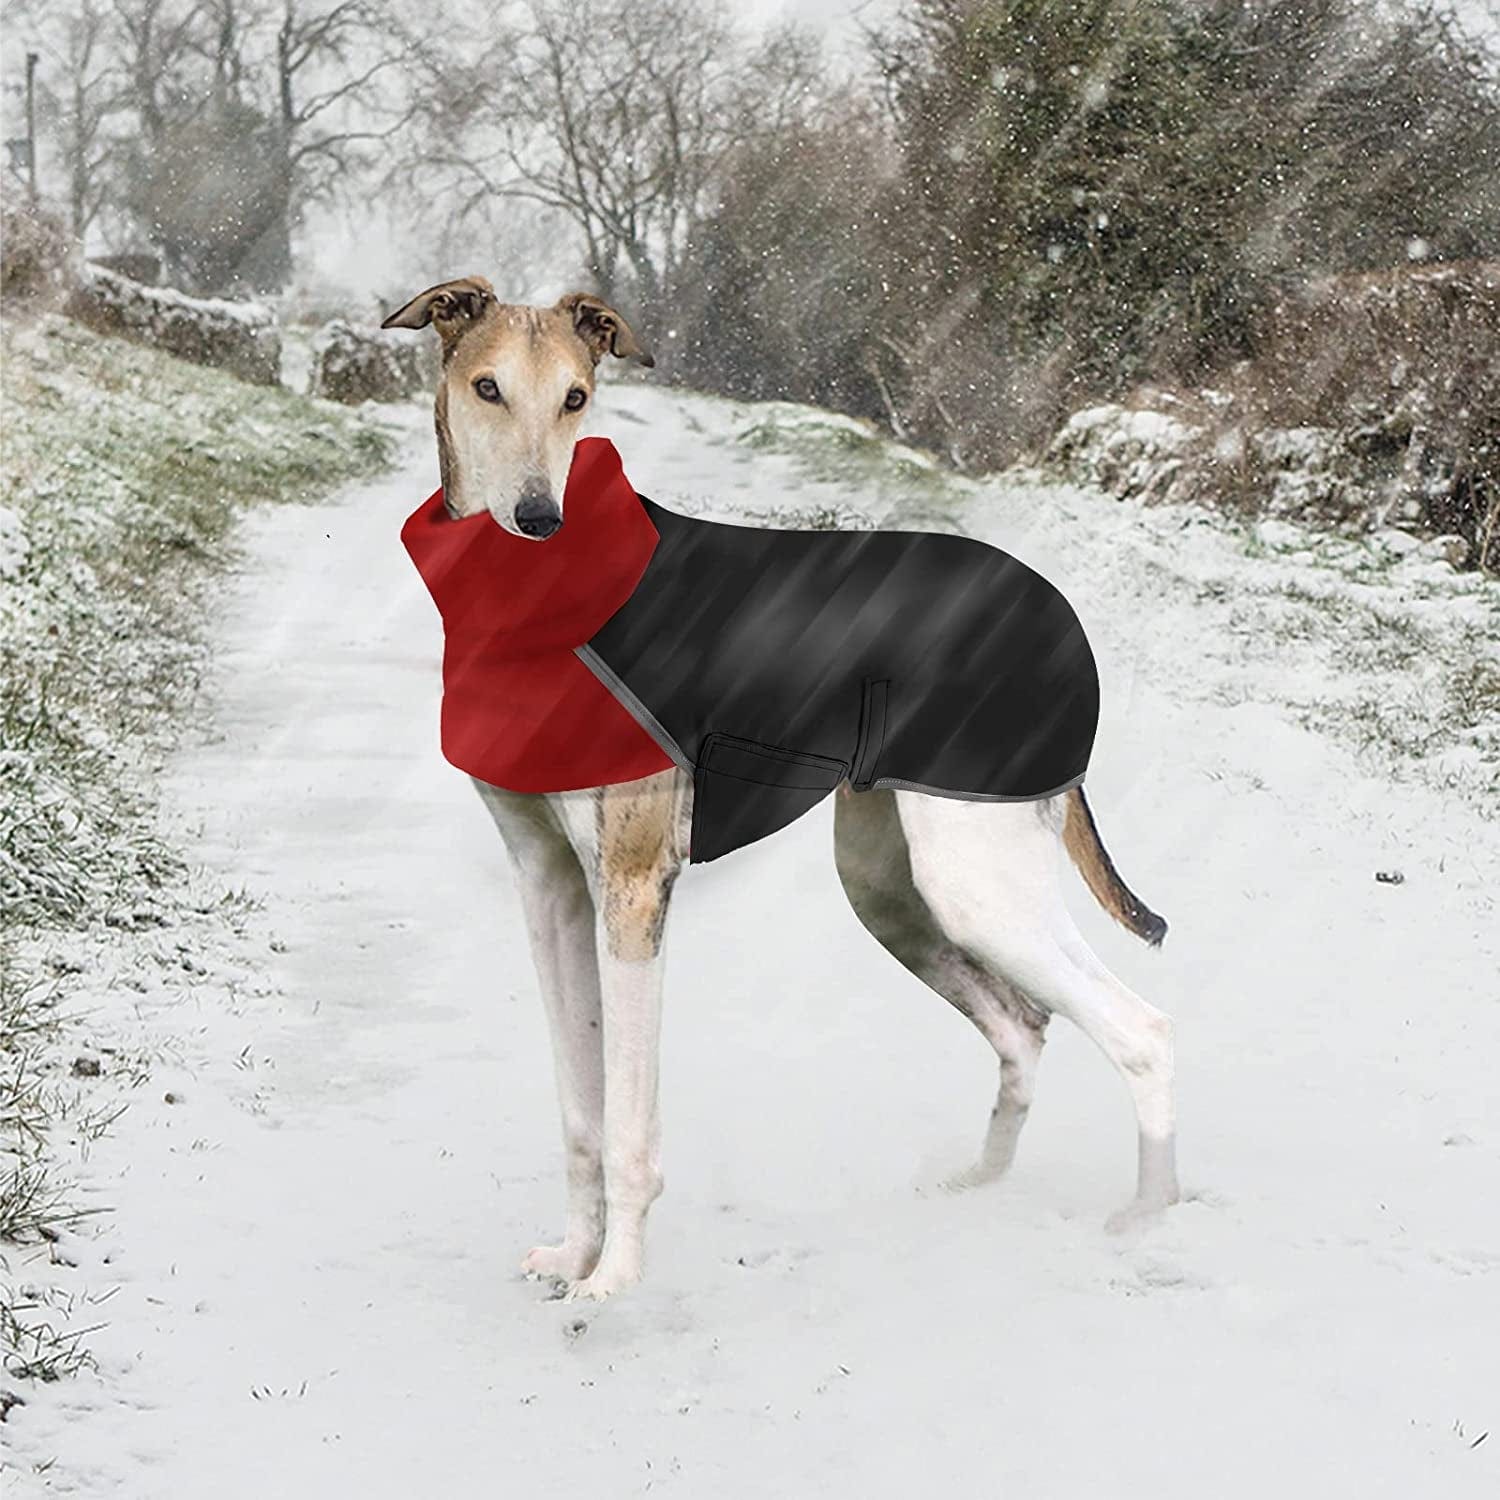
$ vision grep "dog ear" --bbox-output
[381,276,496,341]
[555,292,655,368]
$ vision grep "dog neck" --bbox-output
[402,437,659,653]
[399,435,675,794]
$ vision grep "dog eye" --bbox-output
[563,387,588,413]
[473,377,502,403]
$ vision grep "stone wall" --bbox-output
[65,264,281,386]
[307,319,434,404]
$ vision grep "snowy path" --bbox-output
[11,387,1498,1497]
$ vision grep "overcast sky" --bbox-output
[741,0,887,26]
[740,0,897,45]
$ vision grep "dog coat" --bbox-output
[403,437,1099,862]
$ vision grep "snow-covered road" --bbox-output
[11,385,1498,1497]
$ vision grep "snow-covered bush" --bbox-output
[0,202,79,307]
[1048,398,1409,532]
[65,263,281,385]
[1247,263,1500,569]
[0,505,28,580]
[1043,262,1499,570]
[308,319,433,404]
[1045,405,1204,506]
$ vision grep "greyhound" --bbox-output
[383,276,1180,1302]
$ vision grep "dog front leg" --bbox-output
[563,941,669,1301]
[565,786,684,1301]
[512,857,608,1284]
[474,782,608,1285]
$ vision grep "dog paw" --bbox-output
[940,1162,1006,1194]
[563,1259,641,1303]
[521,1242,599,1283]
[1105,1196,1176,1235]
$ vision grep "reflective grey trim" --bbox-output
[574,643,695,776]
[867,771,1087,802]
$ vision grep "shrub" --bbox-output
[1243,262,1500,568]
[673,0,1500,488]
[0,202,79,307]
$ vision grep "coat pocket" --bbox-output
[690,733,847,862]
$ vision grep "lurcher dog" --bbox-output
[383,276,1180,1302]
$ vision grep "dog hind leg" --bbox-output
[895,791,1179,1225]
[833,786,1049,1187]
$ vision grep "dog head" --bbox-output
[381,278,654,538]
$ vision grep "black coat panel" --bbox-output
[577,496,1100,863]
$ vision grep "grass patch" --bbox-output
[0,309,397,1381]
[1,1284,106,1383]
[1193,529,1500,806]
[1,313,394,927]
[735,405,960,511]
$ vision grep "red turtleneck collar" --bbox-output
[401,436,674,793]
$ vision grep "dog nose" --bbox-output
[514,493,562,539]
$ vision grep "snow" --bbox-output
[1371,526,1424,558]
[0,504,27,579]
[6,386,1498,1497]
[1253,425,1342,470]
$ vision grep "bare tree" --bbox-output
[207,0,423,289]
[111,0,210,149]
[416,0,821,317]
[100,0,423,290]
[6,0,425,288]
[3,0,197,244]
[272,0,420,201]
[27,0,128,238]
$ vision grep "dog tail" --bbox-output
[1062,786,1168,947]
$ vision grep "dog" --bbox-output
[383,276,1180,1302]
